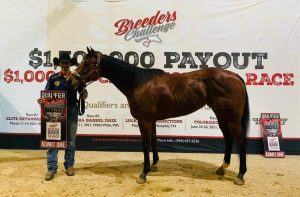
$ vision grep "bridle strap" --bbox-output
[73,52,102,115]
[72,52,102,87]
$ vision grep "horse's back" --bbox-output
[178,68,246,119]
[129,69,209,119]
[129,68,245,120]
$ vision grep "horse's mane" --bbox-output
[101,55,165,91]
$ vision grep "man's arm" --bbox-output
[44,77,52,90]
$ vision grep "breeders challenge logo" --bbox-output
[114,11,177,47]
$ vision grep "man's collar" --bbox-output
[59,71,70,77]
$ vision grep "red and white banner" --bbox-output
[260,113,285,158]
[0,1,299,141]
[40,90,67,149]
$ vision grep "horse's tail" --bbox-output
[236,74,250,143]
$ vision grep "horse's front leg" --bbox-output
[137,120,152,184]
[150,121,159,172]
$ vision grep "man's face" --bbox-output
[60,61,71,71]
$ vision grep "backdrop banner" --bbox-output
[0,0,299,153]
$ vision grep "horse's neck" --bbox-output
[101,56,135,97]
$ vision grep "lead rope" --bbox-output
[78,87,86,116]
[76,52,102,116]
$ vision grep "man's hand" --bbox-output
[37,98,46,106]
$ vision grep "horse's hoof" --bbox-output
[150,165,158,172]
[136,175,147,184]
[234,178,245,185]
[216,167,225,175]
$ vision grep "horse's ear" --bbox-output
[87,47,91,53]
[90,47,95,52]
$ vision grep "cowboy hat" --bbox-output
[53,52,77,66]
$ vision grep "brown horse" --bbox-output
[68,47,250,185]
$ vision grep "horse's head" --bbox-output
[67,47,103,89]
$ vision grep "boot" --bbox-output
[45,171,56,181]
[66,166,75,176]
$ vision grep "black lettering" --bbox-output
[232,53,250,69]
[195,52,213,69]
[109,51,123,60]
[29,48,43,69]
[125,51,139,66]
[43,51,53,68]
[164,52,180,68]
[252,53,268,69]
[73,51,86,65]
[179,52,197,69]
[213,52,231,69]
[140,52,154,68]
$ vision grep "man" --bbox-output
[37,52,87,181]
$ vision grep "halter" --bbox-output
[72,52,102,87]
[72,52,102,115]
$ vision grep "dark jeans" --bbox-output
[46,105,78,172]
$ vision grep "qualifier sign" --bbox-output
[260,113,285,158]
[40,90,67,149]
